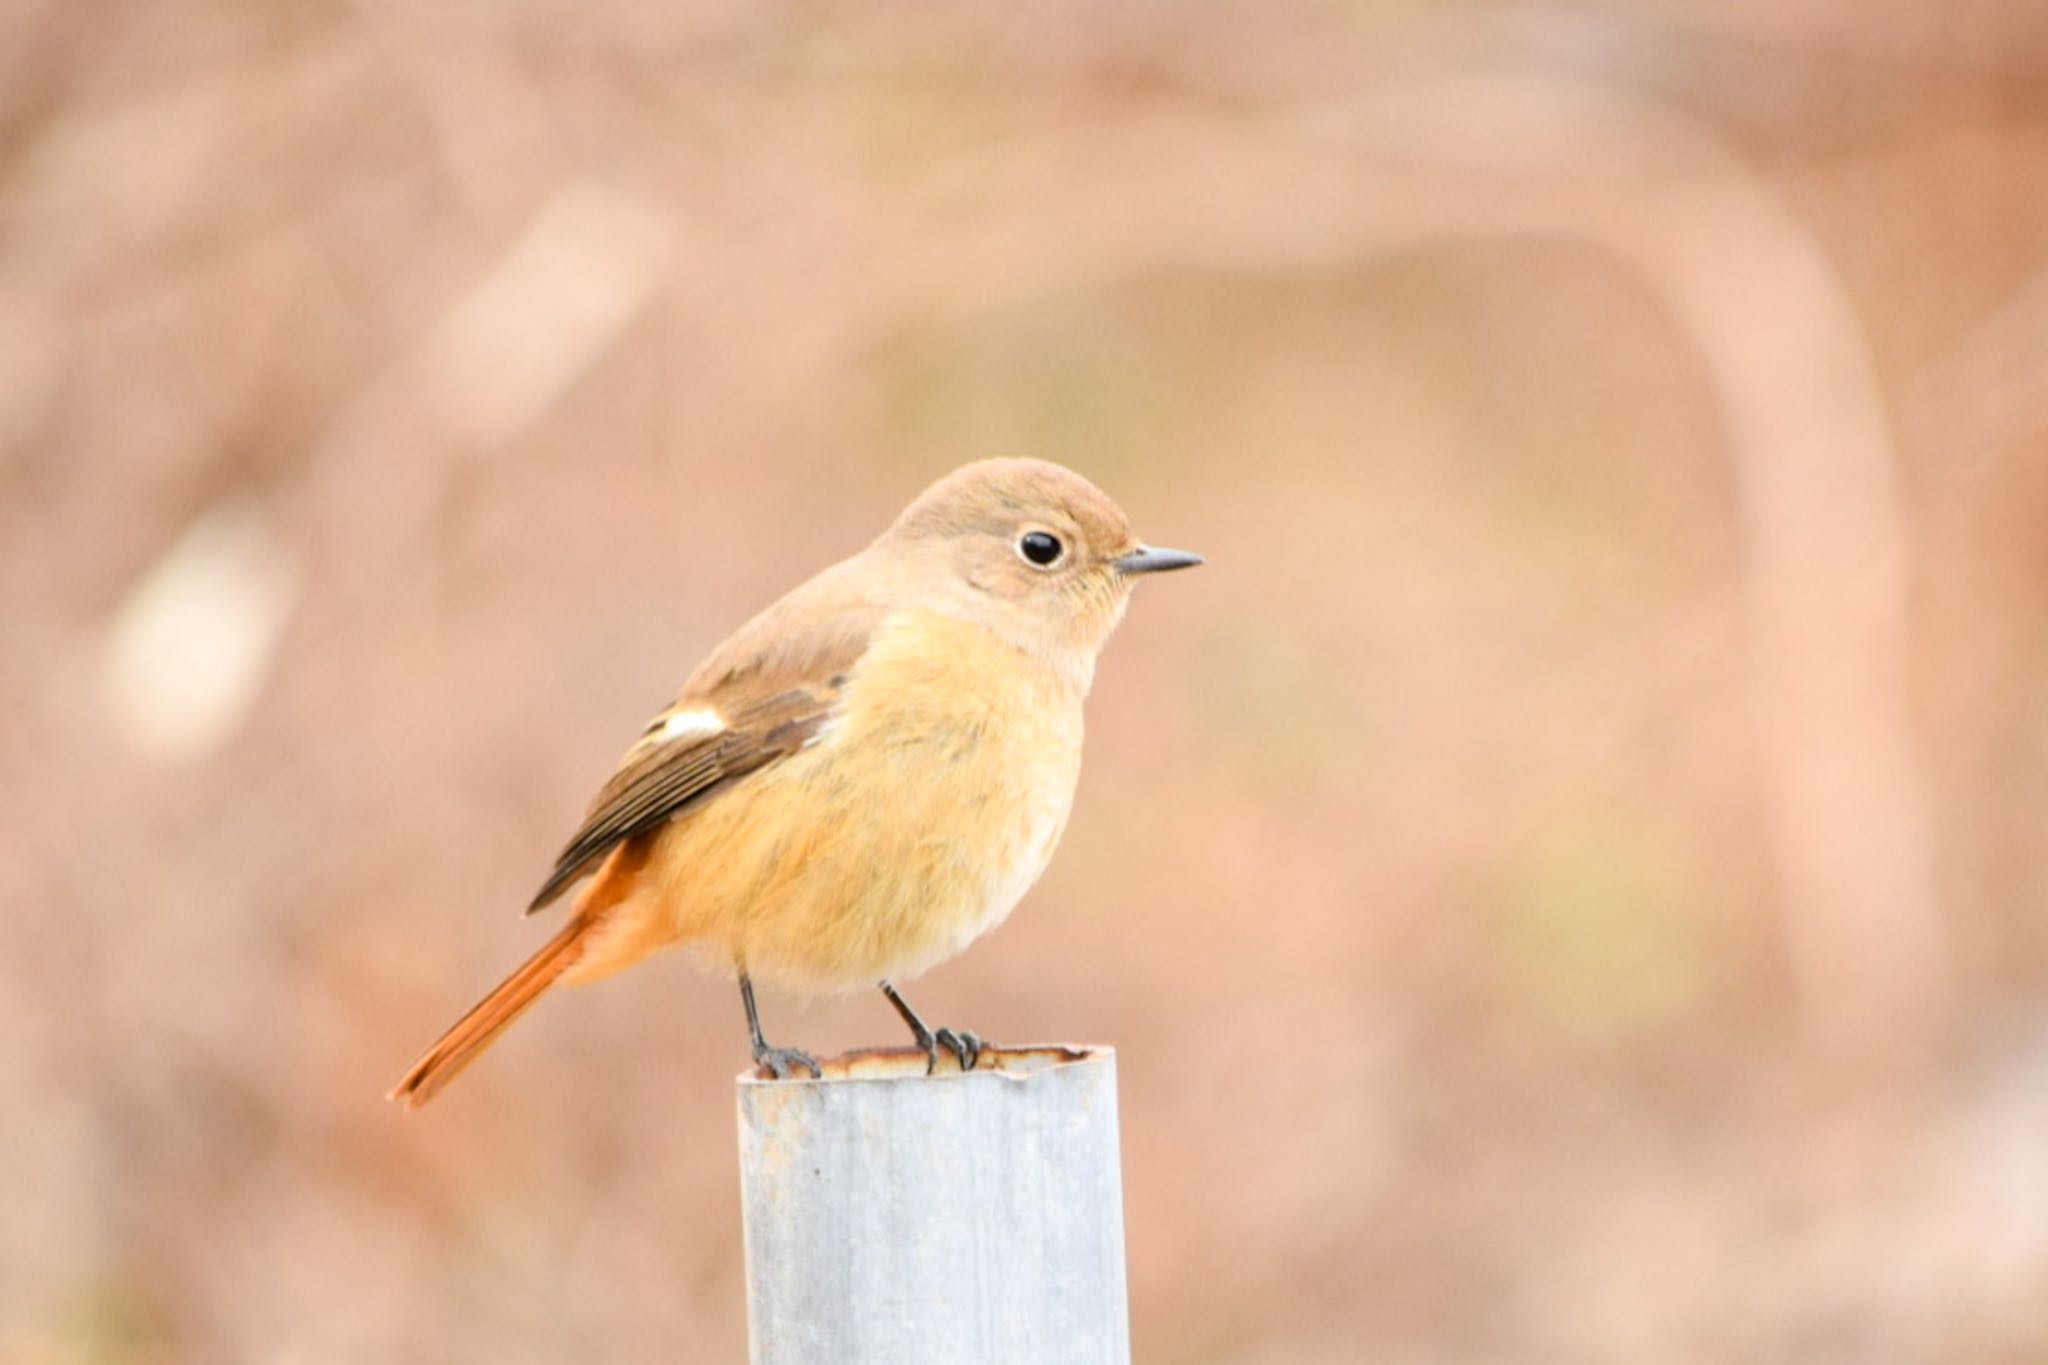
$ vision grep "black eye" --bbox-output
[1018,531,1065,567]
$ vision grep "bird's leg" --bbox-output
[879,980,940,1070]
[879,980,984,1074]
[740,971,819,1079]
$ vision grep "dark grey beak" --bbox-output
[1113,545,1204,576]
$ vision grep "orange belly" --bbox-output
[561,608,1085,992]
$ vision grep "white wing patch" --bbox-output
[622,705,726,765]
[651,707,724,742]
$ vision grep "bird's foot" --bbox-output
[751,1043,820,1080]
[920,1026,985,1074]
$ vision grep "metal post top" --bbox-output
[734,1043,1110,1087]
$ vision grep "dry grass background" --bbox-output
[6,1,2048,1361]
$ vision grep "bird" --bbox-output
[388,457,1201,1108]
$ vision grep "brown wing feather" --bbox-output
[525,576,883,913]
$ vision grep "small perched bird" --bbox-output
[390,458,1200,1108]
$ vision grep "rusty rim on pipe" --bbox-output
[738,1044,1100,1084]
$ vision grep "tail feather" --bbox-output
[389,916,590,1110]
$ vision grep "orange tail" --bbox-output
[389,916,591,1110]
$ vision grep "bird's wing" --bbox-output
[525,586,882,914]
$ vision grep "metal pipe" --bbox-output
[736,1045,1130,1364]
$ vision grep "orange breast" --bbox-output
[574,608,1085,992]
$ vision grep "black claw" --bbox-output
[878,982,991,1075]
[752,1045,820,1081]
[936,1027,984,1072]
[903,1023,942,1076]
[741,972,818,1079]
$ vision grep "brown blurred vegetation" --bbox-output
[6,1,2048,1361]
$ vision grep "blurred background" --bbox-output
[6,0,2048,1360]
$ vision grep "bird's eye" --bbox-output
[1018,530,1065,567]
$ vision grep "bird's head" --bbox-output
[876,458,1201,679]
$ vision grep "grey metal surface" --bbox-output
[736,1046,1130,1365]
